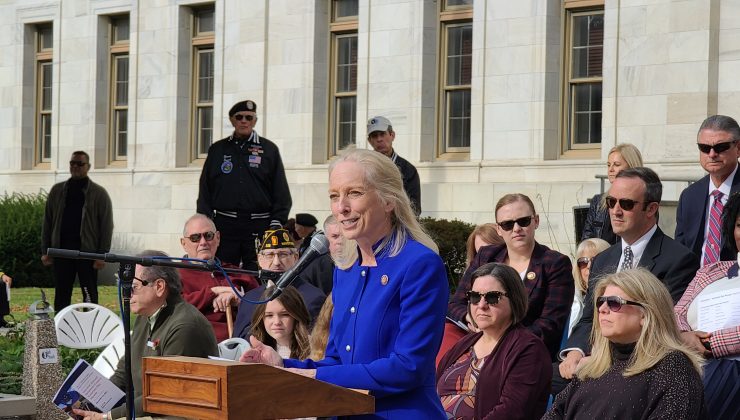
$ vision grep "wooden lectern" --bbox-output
[142,356,374,419]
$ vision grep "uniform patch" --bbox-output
[221,156,233,174]
[249,155,262,166]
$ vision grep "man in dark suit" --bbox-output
[675,115,740,266]
[554,167,699,394]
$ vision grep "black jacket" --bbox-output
[392,151,421,215]
[581,193,617,244]
[197,133,291,224]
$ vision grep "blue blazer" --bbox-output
[675,170,740,259]
[284,238,449,419]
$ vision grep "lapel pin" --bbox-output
[526,271,536,281]
[381,274,389,285]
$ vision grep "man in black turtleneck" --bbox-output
[196,100,292,271]
[41,151,114,312]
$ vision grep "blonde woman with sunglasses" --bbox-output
[569,238,610,337]
[544,269,706,419]
[447,193,574,361]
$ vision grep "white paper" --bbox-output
[53,359,125,416]
[697,288,740,332]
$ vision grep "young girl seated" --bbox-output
[250,286,311,360]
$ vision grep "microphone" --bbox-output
[269,234,329,300]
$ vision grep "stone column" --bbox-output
[21,318,67,420]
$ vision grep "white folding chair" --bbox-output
[218,337,251,361]
[54,303,124,349]
[92,332,125,378]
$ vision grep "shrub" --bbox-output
[420,217,476,293]
[0,191,53,288]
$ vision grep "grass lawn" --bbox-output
[0,286,127,394]
[8,285,122,323]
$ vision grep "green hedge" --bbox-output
[0,191,53,288]
[420,217,476,293]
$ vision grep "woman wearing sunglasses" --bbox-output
[545,268,706,419]
[582,143,643,245]
[448,193,574,361]
[568,238,610,337]
[437,263,551,419]
[675,192,740,419]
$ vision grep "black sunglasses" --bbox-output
[597,295,644,312]
[466,290,508,306]
[576,257,592,269]
[69,160,88,167]
[234,114,255,122]
[186,231,216,243]
[697,141,737,154]
[605,196,649,211]
[497,215,534,231]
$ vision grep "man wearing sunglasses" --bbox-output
[197,99,292,272]
[178,214,259,341]
[554,167,698,395]
[41,151,114,313]
[676,115,740,266]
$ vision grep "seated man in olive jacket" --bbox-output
[73,250,218,420]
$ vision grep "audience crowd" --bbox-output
[45,111,740,419]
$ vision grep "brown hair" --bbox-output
[466,262,528,328]
[465,223,504,269]
[309,292,334,360]
[251,286,311,360]
[495,194,536,220]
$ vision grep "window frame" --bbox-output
[109,15,130,163]
[438,4,473,156]
[561,2,605,155]
[191,6,215,160]
[328,1,358,158]
[35,24,53,165]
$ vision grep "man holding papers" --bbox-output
[675,191,740,419]
[74,250,218,420]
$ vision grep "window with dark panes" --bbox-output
[110,15,130,161]
[192,6,215,159]
[36,25,53,164]
[329,0,358,157]
[441,23,472,152]
[564,9,604,150]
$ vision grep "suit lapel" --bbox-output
[636,227,663,272]
[523,243,545,297]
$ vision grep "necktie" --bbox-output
[621,246,633,271]
[703,190,724,266]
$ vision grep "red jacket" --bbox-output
[180,263,258,341]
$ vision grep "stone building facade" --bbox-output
[0,0,737,260]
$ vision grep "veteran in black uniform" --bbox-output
[197,100,292,271]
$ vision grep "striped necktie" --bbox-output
[703,190,724,266]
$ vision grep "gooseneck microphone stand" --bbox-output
[46,248,258,420]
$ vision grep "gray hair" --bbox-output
[698,115,740,141]
[183,213,216,236]
[323,214,338,231]
[136,250,182,295]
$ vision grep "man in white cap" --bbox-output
[367,116,421,215]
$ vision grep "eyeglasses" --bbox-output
[576,257,592,269]
[132,276,157,293]
[69,160,88,167]
[466,290,508,306]
[497,215,534,231]
[258,250,295,260]
[186,231,216,243]
[697,141,737,154]
[234,114,255,122]
[605,196,648,211]
[597,295,644,312]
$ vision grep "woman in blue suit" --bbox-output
[242,148,448,419]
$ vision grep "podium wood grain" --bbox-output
[142,356,374,419]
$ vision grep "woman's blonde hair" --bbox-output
[608,143,643,169]
[577,268,703,380]
[329,148,438,269]
[465,223,503,269]
[572,238,610,293]
[250,286,311,360]
[309,292,334,360]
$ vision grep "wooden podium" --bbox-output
[142,356,374,419]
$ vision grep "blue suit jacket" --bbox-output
[284,239,448,419]
[675,170,740,259]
